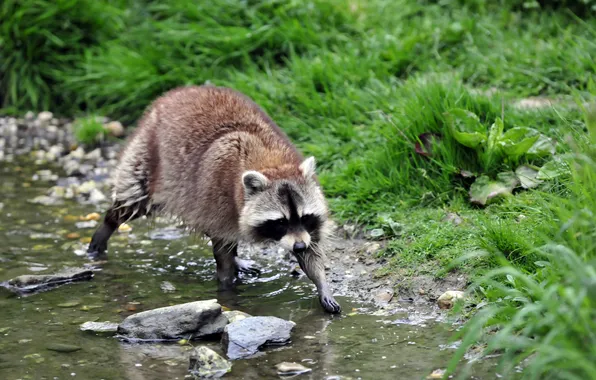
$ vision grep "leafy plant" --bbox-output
[445,108,566,205]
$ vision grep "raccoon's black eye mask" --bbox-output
[300,214,321,232]
[255,218,288,241]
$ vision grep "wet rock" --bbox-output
[118,223,132,233]
[84,148,102,161]
[80,212,101,221]
[160,281,176,293]
[46,343,81,353]
[223,310,251,324]
[29,195,62,206]
[222,316,295,360]
[373,288,394,305]
[365,242,381,255]
[427,368,446,379]
[37,112,53,127]
[117,299,224,341]
[188,346,232,378]
[2,267,93,294]
[67,146,85,160]
[57,301,81,308]
[80,321,119,334]
[75,220,98,229]
[276,362,312,376]
[437,290,465,309]
[77,180,97,194]
[105,121,124,137]
[88,188,107,203]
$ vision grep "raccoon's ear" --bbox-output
[242,171,269,196]
[299,156,316,178]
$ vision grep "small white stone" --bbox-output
[437,290,465,309]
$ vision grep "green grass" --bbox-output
[73,116,106,145]
[3,0,596,377]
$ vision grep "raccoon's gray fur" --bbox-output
[87,85,341,313]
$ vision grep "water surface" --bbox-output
[0,160,497,379]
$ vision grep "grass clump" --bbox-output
[73,116,106,145]
[0,0,124,113]
[446,108,596,379]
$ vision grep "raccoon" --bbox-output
[87,85,341,313]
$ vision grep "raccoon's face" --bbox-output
[239,157,329,254]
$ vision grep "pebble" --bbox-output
[88,188,107,203]
[46,343,81,353]
[80,321,119,334]
[373,288,394,305]
[365,242,381,255]
[437,290,465,309]
[118,223,132,233]
[105,121,124,137]
[160,281,176,293]
[427,369,446,379]
[75,220,98,229]
[80,213,101,221]
[275,362,312,376]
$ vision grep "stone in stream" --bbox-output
[2,267,94,294]
[276,362,312,376]
[222,316,295,360]
[80,321,119,334]
[117,299,226,341]
[46,343,82,353]
[188,346,232,378]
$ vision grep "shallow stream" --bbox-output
[0,160,497,380]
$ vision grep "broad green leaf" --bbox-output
[515,165,542,189]
[445,109,486,148]
[536,155,571,180]
[469,172,519,206]
[526,134,556,159]
[486,117,504,153]
[498,127,541,161]
[482,117,505,169]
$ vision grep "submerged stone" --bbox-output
[117,299,224,341]
[222,316,295,360]
[46,343,82,353]
[188,346,232,378]
[2,267,94,294]
[80,321,119,334]
[275,362,312,376]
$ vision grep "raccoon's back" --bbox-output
[129,85,302,239]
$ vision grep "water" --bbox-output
[0,160,498,379]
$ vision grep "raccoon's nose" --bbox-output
[293,241,307,254]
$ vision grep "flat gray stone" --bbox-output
[80,321,119,334]
[117,300,223,341]
[3,267,93,294]
[222,316,295,360]
[188,346,232,378]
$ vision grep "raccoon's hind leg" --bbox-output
[87,201,156,260]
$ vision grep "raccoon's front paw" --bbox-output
[87,242,108,261]
[320,294,341,314]
[235,257,261,276]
